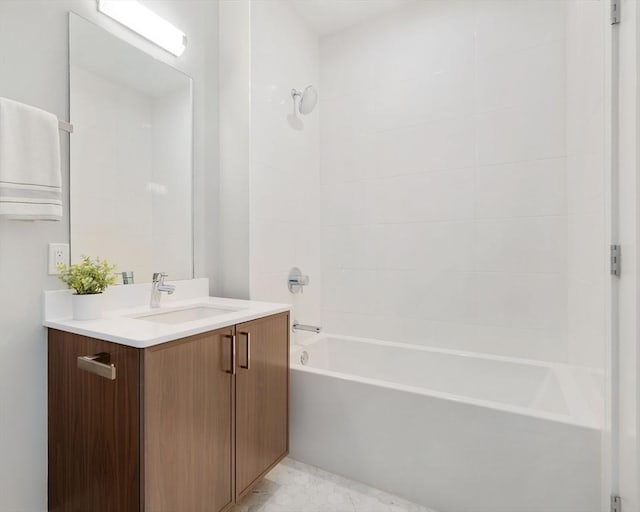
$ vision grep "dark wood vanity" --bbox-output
[48,311,289,512]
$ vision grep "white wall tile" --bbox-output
[473,217,567,274]
[385,1,476,79]
[473,272,566,331]
[315,0,605,368]
[321,181,375,226]
[475,40,565,113]
[373,69,474,130]
[371,169,475,224]
[371,118,476,177]
[564,0,606,368]
[374,221,474,272]
[475,158,566,218]
[321,225,378,270]
[323,268,381,316]
[413,271,476,324]
[321,309,402,342]
[476,102,565,166]
[475,0,566,60]
[319,95,374,185]
[567,279,605,368]
[567,214,606,282]
[320,27,375,100]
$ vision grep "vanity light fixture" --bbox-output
[97,0,187,56]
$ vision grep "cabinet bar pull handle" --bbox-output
[77,353,116,380]
[225,334,236,375]
[240,332,251,370]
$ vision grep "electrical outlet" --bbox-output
[48,243,69,275]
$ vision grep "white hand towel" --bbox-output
[0,97,62,221]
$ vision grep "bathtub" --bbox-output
[290,335,603,512]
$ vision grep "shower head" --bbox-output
[291,85,318,115]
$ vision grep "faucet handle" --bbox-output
[152,272,168,283]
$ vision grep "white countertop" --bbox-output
[43,278,291,348]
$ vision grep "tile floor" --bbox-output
[232,458,436,512]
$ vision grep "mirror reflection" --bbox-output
[69,13,193,284]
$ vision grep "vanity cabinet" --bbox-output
[48,312,289,512]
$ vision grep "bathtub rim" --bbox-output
[291,333,603,431]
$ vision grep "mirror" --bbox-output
[69,13,193,284]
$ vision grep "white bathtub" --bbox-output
[290,335,603,512]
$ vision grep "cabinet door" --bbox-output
[143,327,235,512]
[48,330,140,512]
[235,313,289,499]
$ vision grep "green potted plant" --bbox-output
[57,255,117,320]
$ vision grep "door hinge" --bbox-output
[611,244,621,276]
[611,0,620,24]
[611,495,622,512]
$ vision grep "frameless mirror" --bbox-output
[69,13,193,284]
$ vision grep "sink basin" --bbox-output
[133,305,241,325]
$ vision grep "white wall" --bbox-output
[219,0,251,299]
[248,0,322,338]
[319,1,605,365]
[0,1,218,509]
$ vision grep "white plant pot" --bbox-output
[72,293,103,321]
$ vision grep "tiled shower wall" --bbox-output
[319,1,605,365]
[565,0,606,368]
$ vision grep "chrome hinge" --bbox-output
[611,0,620,24]
[611,245,621,276]
[611,495,622,512]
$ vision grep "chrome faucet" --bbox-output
[150,272,176,308]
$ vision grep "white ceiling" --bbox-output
[288,0,413,37]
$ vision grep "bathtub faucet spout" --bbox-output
[292,321,321,334]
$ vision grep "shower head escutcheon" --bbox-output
[291,85,318,115]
